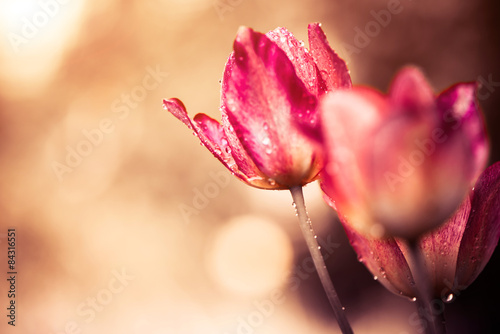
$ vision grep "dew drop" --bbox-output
[314,235,318,239]
[262,137,270,145]
[342,306,345,311]
[411,297,417,302]
[263,123,269,130]
[268,178,276,186]
[317,246,321,250]
[373,276,378,281]
[445,293,454,303]
[265,148,272,154]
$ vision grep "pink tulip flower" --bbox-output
[163,23,351,190]
[341,161,500,300]
[318,66,489,239]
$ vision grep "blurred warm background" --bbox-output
[1,0,499,333]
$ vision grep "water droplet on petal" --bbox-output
[267,178,276,186]
[411,297,417,302]
[373,276,378,281]
[342,306,345,311]
[445,294,454,303]
[317,246,321,250]
[262,137,270,145]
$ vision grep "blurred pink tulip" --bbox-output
[318,66,489,238]
[342,162,500,300]
[164,23,350,189]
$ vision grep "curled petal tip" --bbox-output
[162,98,187,113]
[162,98,192,129]
[389,66,434,111]
[235,26,253,42]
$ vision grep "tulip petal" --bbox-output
[222,26,320,187]
[266,27,321,96]
[163,98,274,189]
[456,162,500,289]
[340,216,415,298]
[307,23,352,92]
[418,196,471,298]
[389,66,435,120]
[319,88,388,234]
[437,82,489,182]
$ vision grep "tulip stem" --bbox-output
[406,239,446,334]
[290,186,354,334]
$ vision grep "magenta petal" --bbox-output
[437,82,489,182]
[266,27,321,96]
[340,216,415,298]
[222,27,319,186]
[456,162,500,289]
[319,88,388,231]
[163,98,272,188]
[163,98,235,170]
[307,23,351,92]
[163,98,193,129]
[389,66,436,120]
[418,197,471,298]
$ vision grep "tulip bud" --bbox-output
[319,67,488,239]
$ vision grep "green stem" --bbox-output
[290,186,354,334]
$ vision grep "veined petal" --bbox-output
[340,216,415,298]
[307,23,351,92]
[266,26,321,96]
[456,162,500,288]
[222,26,320,187]
[437,82,489,183]
[163,98,275,189]
[418,196,471,298]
